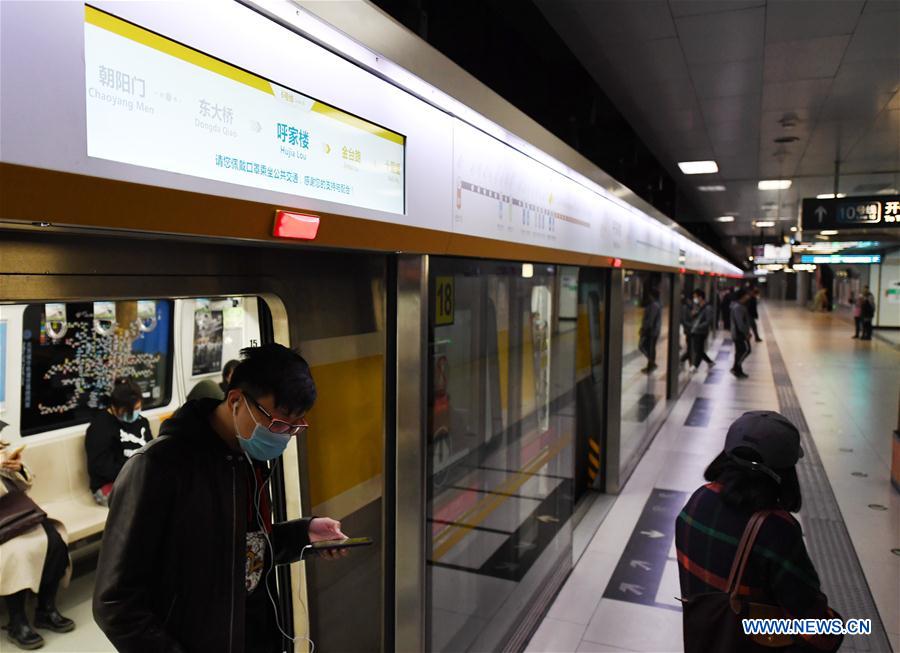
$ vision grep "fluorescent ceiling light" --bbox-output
[716,215,735,222]
[790,226,798,232]
[816,193,846,199]
[679,160,719,175]
[758,180,792,190]
[820,230,838,236]
[521,263,534,279]
[698,185,726,192]
[816,234,830,240]
[754,220,776,228]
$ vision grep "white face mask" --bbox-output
[693,298,700,304]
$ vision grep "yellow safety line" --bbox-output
[86,5,274,95]
[432,435,572,561]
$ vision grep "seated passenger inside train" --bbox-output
[85,377,153,507]
[1,441,75,651]
[186,358,239,401]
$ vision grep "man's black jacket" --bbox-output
[93,399,312,653]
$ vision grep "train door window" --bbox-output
[5,300,175,437]
[619,271,671,476]
[427,259,577,652]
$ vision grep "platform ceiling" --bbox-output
[537,0,900,249]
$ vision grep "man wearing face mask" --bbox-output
[86,377,153,507]
[93,344,345,653]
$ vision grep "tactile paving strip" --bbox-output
[761,312,893,652]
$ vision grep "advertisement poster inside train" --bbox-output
[84,5,405,215]
[191,301,224,376]
[19,301,173,436]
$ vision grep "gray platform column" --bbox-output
[604,267,624,494]
[797,270,809,306]
[392,255,427,653]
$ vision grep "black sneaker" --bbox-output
[34,609,75,634]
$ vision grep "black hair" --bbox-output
[228,344,316,417]
[704,447,802,513]
[110,377,143,411]
[648,287,660,300]
[735,288,750,300]
[222,359,240,385]
[693,289,706,300]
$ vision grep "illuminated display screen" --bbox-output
[800,254,882,264]
[84,6,405,215]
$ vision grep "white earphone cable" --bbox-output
[245,452,315,653]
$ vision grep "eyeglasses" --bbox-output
[244,393,309,436]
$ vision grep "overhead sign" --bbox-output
[802,195,900,231]
[84,5,405,214]
[800,254,882,264]
[753,244,791,264]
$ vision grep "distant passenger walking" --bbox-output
[689,290,715,372]
[748,287,763,342]
[860,286,876,340]
[851,292,864,338]
[680,292,693,364]
[730,290,752,379]
[639,288,662,373]
[676,411,843,653]
[719,288,734,331]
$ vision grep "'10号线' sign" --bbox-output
[802,195,900,231]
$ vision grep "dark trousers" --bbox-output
[690,333,713,367]
[680,331,691,362]
[732,337,751,374]
[639,335,657,367]
[853,317,862,337]
[750,318,761,341]
[721,307,731,330]
[4,520,69,622]
[861,319,873,340]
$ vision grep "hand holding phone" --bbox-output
[308,537,374,555]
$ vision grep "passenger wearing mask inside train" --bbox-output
[85,377,152,507]
[93,344,347,653]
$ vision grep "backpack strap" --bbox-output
[727,510,772,612]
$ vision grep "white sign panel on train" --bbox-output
[83,6,405,215]
[453,122,701,268]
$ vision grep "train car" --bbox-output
[0,2,740,652]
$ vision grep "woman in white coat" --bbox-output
[0,442,74,650]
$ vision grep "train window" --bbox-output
[18,300,173,436]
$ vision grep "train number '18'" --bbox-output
[435,276,454,326]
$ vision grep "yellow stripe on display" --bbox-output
[311,102,405,146]
[85,5,274,95]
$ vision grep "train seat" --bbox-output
[24,432,108,544]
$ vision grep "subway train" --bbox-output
[0,2,740,652]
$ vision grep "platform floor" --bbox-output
[527,301,899,653]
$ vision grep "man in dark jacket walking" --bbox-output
[730,290,752,378]
[689,290,715,371]
[93,344,346,653]
[639,288,662,373]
